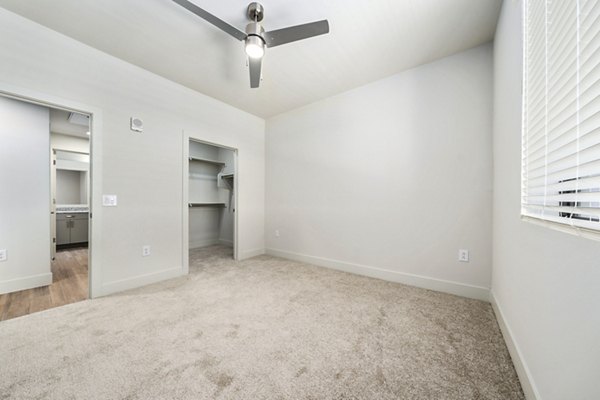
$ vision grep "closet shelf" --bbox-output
[188,203,226,208]
[189,173,217,180]
[188,157,225,167]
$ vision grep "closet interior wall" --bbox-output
[188,140,235,251]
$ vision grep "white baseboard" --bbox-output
[490,291,540,400]
[0,272,53,295]
[189,239,220,249]
[240,248,265,260]
[97,266,183,297]
[218,239,234,247]
[266,248,490,301]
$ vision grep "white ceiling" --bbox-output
[0,0,501,118]
[50,109,90,139]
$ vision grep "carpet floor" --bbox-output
[0,246,523,399]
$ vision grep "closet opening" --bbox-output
[185,138,238,270]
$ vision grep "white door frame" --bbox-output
[0,82,103,298]
[182,131,239,275]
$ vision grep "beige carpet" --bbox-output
[0,246,523,399]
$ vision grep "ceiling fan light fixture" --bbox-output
[172,0,330,88]
[245,36,265,59]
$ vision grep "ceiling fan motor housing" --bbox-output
[246,22,265,41]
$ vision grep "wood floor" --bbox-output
[0,247,88,321]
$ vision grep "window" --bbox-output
[522,0,600,233]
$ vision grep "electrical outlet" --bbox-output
[458,249,469,263]
[275,230,280,237]
[142,245,151,257]
[0,249,6,262]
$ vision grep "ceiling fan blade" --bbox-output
[172,0,247,41]
[264,20,329,48]
[249,57,262,88]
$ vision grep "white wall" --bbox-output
[266,44,493,300]
[0,8,265,297]
[0,96,52,294]
[188,206,221,249]
[492,2,600,399]
[56,169,84,205]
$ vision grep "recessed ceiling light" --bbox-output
[86,131,90,136]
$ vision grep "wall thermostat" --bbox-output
[130,117,143,132]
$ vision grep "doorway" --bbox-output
[184,137,238,273]
[0,96,92,321]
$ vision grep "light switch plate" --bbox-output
[102,195,118,207]
[0,249,7,262]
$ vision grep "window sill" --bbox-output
[521,215,600,242]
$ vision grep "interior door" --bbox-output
[50,149,57,259]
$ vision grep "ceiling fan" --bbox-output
[172,0,330,88]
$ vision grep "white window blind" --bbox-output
[522,0,600,232]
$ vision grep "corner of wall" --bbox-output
[490,291,540,400]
